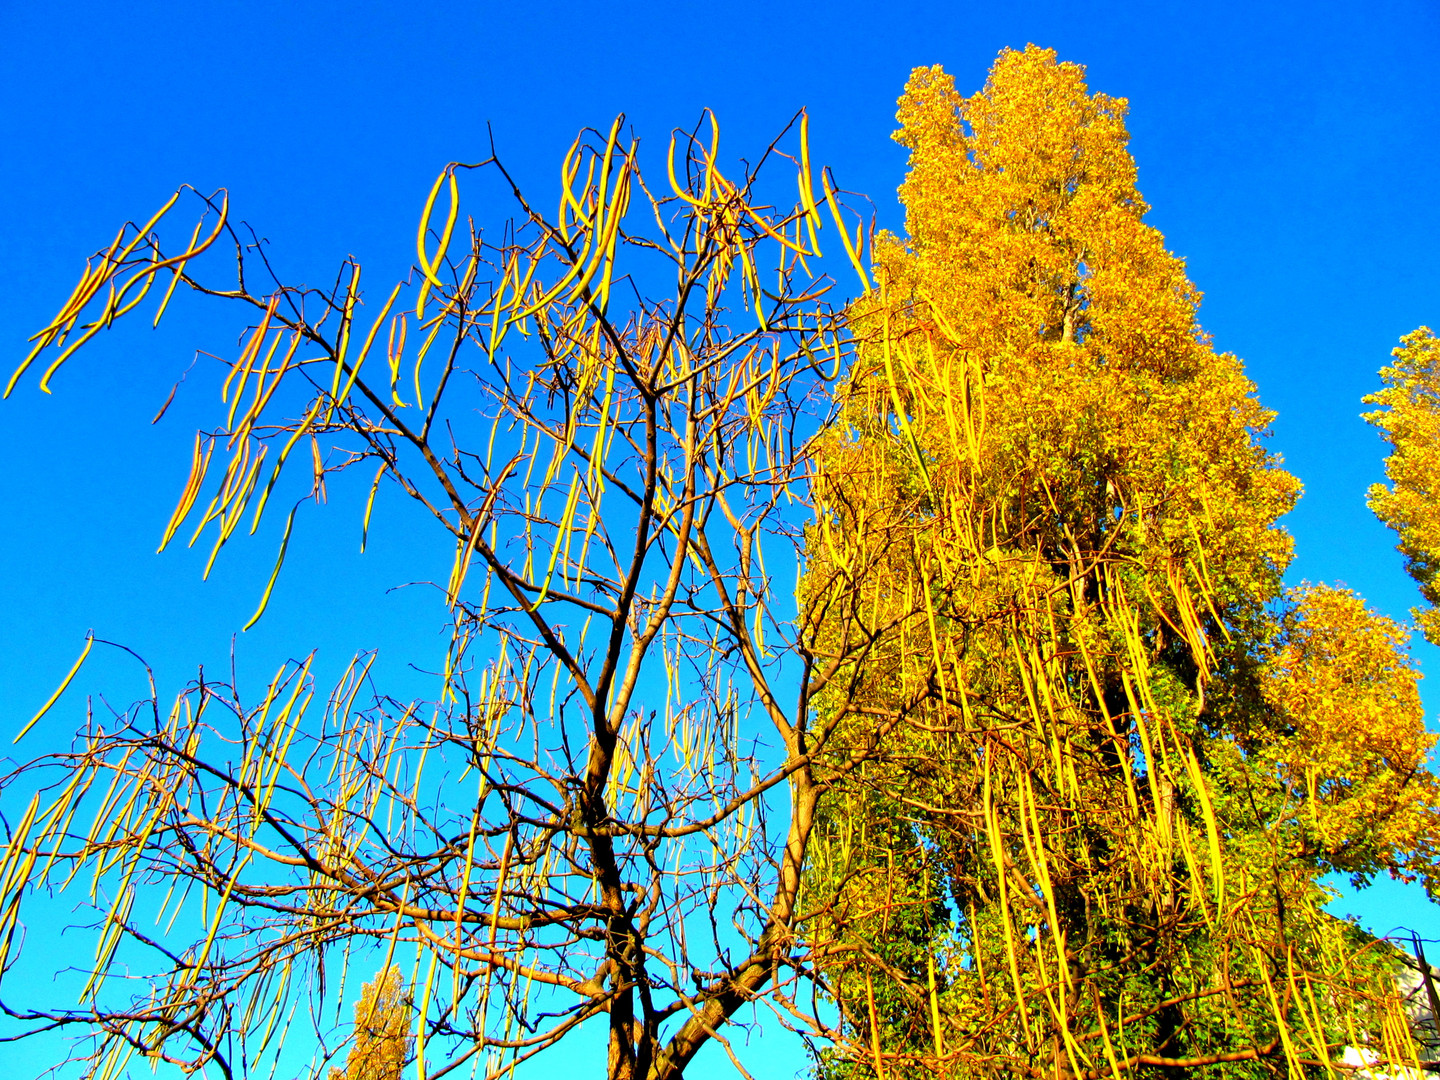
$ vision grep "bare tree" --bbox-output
[0,114,903,1079]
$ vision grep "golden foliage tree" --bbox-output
[0,114,905,1080]
[804,46,1439,1079]
[1366,326,1440,646]
[330,968,414,1080]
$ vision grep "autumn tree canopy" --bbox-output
[803,45,1439,1080]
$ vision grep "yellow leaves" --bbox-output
[1365,327,1440,645]
[1267,586,1423,766]
[890,48,1140,342]
[858,48,1297,638]
[330,967,413,1080]
[963,46,1134,199]
[805,45,1439,1079]
[1262,584,1436,875]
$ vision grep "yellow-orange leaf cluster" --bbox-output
[329,968,414,1080]
[806,46,1437,1080]
[1260,585,1438,881]
[1366,327,1440,646]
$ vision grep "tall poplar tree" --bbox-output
[804,46,1439,1079]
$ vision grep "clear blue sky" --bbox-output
[1,1,1437,1076]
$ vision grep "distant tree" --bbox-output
[0,113,899,1080]
[1366,326,1440,646]
[802,46,1440,1080]
[329,968,413,1080]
